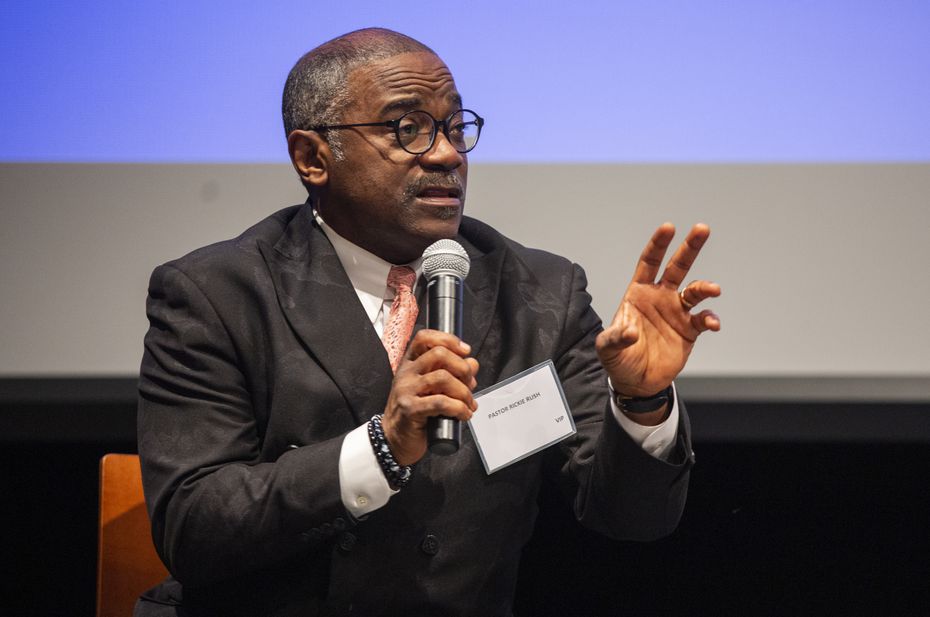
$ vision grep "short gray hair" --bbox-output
[282,28,436,158]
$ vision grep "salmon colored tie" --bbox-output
[383,266,419,372]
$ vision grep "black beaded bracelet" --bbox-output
[367,414,413,490]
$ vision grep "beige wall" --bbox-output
[1,162,928,380]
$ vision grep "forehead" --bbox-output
[346,51,462,117]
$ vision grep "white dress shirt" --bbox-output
[315,215,680,519]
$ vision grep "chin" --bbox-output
[432,206,461,222]
[412,210,462,248]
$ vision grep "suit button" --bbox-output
[338,532,357,553]
[321,523,334,536]
[420,534,440,556]
[333,517,346,532]
[302,528,322,542]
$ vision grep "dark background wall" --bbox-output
[2,378,928,616]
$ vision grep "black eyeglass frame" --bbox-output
[306,108,484,155]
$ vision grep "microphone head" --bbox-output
[422,239,470,281]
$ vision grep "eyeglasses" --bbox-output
[307,109,484,155]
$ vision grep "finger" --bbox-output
[413,394,476,422]
[406,329,471,360]
[465,357,480,390]
[409,346,477,386]
[598,303,640,352]
[416,369,478,410]
[597,324,639,353]
[690,309,721,333]
[631,223,675,283]
[659,223,710,289]
[680,280,721,311]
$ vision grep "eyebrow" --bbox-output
[379,92,464,117]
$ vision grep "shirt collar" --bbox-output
[314,209,422,323]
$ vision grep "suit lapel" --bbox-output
[258,204,393,425]
[456,233,503,359]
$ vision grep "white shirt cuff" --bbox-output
[338,422,398,519]
[610,382,680,461]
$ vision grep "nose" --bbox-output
[418,128,464,171]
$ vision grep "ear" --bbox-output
[287,130,332,190]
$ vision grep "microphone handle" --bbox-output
[426,275,464,455]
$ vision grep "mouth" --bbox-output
[415,186,463,206]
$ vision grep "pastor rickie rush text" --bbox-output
[486,391,542,420]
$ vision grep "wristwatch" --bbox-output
[610,383,673,414]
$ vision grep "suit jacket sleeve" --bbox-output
[547,262,694,541]
[138,263,349,587]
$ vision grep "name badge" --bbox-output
[469,360,576,474]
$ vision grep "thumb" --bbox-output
[597,320,639,354]
[606,301,640,346]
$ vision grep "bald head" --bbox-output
[282,28,438,149]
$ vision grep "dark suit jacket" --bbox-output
[135,203,694,616]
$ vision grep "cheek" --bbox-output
[335,162,394,202]
[353,156,410,192]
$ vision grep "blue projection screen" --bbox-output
[2,0,929,164]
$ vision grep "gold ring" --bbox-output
[679,289,695,310]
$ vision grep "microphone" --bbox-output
[422,239,471,455]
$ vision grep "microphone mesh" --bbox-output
[422,239,470,280]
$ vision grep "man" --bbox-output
[136,27,720,616]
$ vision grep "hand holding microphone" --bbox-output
[422,239,471,455]
[380,239,476,466]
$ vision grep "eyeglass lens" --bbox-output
[397,110,480,154]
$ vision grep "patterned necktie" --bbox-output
[383,265,419,372]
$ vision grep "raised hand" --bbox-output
[595,223,721,404]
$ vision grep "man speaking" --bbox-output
[136,27,721,616]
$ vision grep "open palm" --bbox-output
[596,223,721,398]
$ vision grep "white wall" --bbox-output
[1,163,928,378]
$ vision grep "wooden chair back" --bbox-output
[97,453,168,617]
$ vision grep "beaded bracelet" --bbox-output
[367,414,413,490]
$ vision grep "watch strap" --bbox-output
[611,383,673,414]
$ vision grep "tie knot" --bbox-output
[387,265,417,293]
